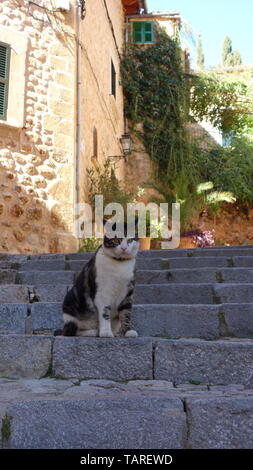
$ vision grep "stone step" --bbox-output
[14,267,253,285]
[1,282,253,304]
[1,335,253,388]
[0,285,29,303]
[1,377,252,449]
[31,302,253,340]
[26,283,216,304]
[0,270,17,284]
[2,302,253,340]
[18,283,253,304]
[16,255,253,272]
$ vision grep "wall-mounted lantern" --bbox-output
[109,133,132,160]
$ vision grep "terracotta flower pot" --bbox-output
[179,236,196,249]
[139,237,151,250]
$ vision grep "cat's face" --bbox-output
[103,221,139,260]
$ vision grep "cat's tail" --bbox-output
[54,329,63,336]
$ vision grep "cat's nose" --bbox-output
[121,247,127,252]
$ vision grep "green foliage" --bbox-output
[1,415,11,441]
[86,159,133,215]
[196,136,253,204]
[79,237,102,253]
[197,35,205,70]
[146,170,235,234]
[222,36,232,67]
[222,36,242,67]
[233,49,242,66]
[190,73,252,133]
[121,30,188,172]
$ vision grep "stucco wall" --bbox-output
[79,0,126,204]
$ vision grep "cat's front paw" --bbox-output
[125,329,138,338]
[99,329,114,338]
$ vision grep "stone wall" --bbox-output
[125,124,154,197]
[0,0,77,254]
[0,0,128,254]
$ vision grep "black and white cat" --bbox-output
[60,221,139,338]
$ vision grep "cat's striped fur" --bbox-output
[59,222,139,338]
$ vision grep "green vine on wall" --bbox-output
[121,30,189,174]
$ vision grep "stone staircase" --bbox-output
[1,246,253,449]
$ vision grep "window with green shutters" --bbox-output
[133,22,154,44]
[0,42,10,121]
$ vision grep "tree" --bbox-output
[197,35,205,70]
[222,36,243,67]
[222,36,233,67]
[233,49,242,66]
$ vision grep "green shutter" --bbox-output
[144,22,153,42]
[133,22,154,44]
[111,60,116,98]
[133,22,142,43]
[0,42,10,120]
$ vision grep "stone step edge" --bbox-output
[1,244,253,259]
[1,336,253,388]
[1,302,253,338]
[2,385,253,449]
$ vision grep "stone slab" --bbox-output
[31,302,63,332]
[19,260,66,271]
[138,247,253,258]
[223,303,253,338]
[53,337,153,380]
[233,257,253,267]
[185,396,253,448]
[17,271,75,285]
[220,268,253,283]
[7,396,186,449]
[0,270,17,284]
[0,304,27,334]
[132,305,220,339]
[0,335,53,379]
[215,283,253,303]
[137,268,218,284]
[32,285,69,302]
[154,339,253,387]
[134,284,214,304]
[0,285,29,303]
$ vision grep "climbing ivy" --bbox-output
[121,30,189,173]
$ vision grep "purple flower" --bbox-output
[193,229,215,248]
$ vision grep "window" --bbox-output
[133,22,154,43]
[111,60,116,98]
[222,131,235,147]
[92,127,98,159]
[0,42,10,120]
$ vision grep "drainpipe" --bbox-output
[75,1,81,240]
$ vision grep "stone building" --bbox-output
[0,0,181,254]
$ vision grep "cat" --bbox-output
[58,220,139,338]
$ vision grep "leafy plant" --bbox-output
[190,73,253,134]
[121,30,189,173]
[79,237,102,253]
[195,136,253,204]
[86,159,133,218]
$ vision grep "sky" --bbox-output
[147,0,253,68]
